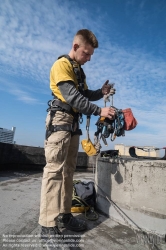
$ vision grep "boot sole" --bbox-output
[57,222,87,232]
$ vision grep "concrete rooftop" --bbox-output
[0,171,165,250]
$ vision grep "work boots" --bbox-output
[57,213,87,231]
[40,214,86,249]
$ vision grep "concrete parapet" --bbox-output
[95,157,166,235]
[0,142,89,171]
[0,142,45,170]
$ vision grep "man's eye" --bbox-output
[84,52,89,56]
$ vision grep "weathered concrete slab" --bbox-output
[95,157,166,236]
[0,171,165,250]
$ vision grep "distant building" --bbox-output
[0,127,16,144]
[115,144,159,157]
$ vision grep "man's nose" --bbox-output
[87,55,91,61]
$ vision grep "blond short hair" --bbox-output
[74,29,98,48]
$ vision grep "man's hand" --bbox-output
[102,80,110,95]
[100,107,115,120]
[102,80,116,96]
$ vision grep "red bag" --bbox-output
[122,108,138,131]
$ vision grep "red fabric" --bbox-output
[122,108,138,131]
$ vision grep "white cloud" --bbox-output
[0,0,166,147]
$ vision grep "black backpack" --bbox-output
[71,180,98,220]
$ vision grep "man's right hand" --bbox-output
[100,107,115,120]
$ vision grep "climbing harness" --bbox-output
[46,55,85,140]
[57,54,86,95]
[45,100,82,140]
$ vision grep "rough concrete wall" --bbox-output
[0,142,88,171]
[122,161,166,217]
[0,142,45,170]
[95,157,166,234]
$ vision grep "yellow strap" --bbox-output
[72,180,99,221]
[72,196,99,221]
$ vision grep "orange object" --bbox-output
[99,116,105,122]
[71,206,89,213]
[122,108,138,131]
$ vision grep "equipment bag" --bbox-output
[71,180,99,220]
[122,108,138,131]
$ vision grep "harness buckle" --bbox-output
[78,115,83,124]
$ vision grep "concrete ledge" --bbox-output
[0,143,45,170]
[0,142,91,171]
[95,157,166,235]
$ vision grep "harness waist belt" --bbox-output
[45,124,73,140]
[51,98,76,117]
[51,124,73,132]
[71,129,82,136]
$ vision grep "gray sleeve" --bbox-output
[84,89,103,101]
[58,81,101,116]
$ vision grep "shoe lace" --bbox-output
[53,226,64,239]
[53,226,62,235]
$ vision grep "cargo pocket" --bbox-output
[45,131,71,165]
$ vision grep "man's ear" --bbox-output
[73,44,79,51]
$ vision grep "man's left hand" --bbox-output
[102,80,111,95]
[102,80,116,95]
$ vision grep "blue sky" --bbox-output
[0,0,166,151]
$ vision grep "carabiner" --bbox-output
[79,115,83,124]
[111,131,116,141]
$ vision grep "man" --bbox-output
[39,29,115,246]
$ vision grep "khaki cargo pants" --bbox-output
[39,111,79,227]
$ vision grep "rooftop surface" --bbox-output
[0,171,165,250]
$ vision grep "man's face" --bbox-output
[74,43,94,65]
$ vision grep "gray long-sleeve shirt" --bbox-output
[58,81,103,116]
